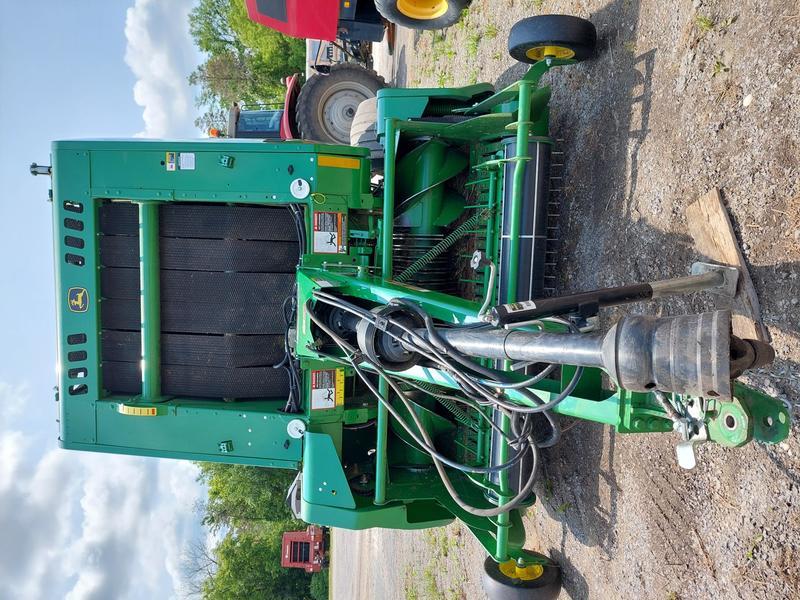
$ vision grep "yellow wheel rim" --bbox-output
[396,0,449,20]
[499,559,545,581]
[525,45,575,61]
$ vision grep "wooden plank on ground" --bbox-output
[685,188,769,342]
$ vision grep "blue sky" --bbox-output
[0,1,211,598]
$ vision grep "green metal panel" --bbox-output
[53,148,98,444]
[95,399,302,461]
[301,433,356,509]
[51,138,371,465]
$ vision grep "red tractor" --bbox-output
[281,526,329,573]
[228,1,472,145]
[227,65,385,146]
[245,0,471,40]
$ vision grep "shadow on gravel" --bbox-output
[394,44,408,88]
[518,0,649,596]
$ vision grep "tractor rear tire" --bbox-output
[482,552,561,600]
[375,0,469,31]
[296,63,386,146]
[508,15,597,64]
[350,97,384,174]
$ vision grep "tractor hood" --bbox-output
[246,0,340,41]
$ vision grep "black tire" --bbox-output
[482,553,561,600]
[375,0,469,30]
[296,63,386,146]
[508,15,596,64]
[350,97,384,174]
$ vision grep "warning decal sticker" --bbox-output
[313,211,347,254]
[310,369,345,410]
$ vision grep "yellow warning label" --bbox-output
[318,155,360,170]
[335,368,345,407]
[310,368,346,410]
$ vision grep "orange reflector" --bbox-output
[317,155,360,170]
[118,404,159,417]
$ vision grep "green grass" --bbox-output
[423,565,446,600]
[485,23,498,39]
[718,14,738,30]
[525,0,546,9]
[712,58,730,77]
[405,588,420,600]
[746,534,764,560]
[556,501,572,514]
[467,32,481,57]
[543,479,553,501]
[694,14,715,32]
[404,565,420,600]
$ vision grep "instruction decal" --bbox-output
[165,152,177,171]
[178,152,196,170]
[313,211,347,254]
[310,369,345,410]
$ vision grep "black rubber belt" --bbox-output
[101,331,285,368]
[101,268,295,303]
[101,299,289,335]
[100,236,298,272]
[98,202,298,398]
[100,202,298,240]
[102,360,290,398]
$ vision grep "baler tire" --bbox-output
[508,15,597,64]
[350,97,384,174]
[296,63,386,146]
[375,0,468,30]
[482,553,561,600]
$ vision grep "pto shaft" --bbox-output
[427,310,754,399]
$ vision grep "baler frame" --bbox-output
[44,15,790,599]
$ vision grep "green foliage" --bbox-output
[310,569,330,600]
[188,463,315,600]
[694,14,715,32]
[187,0,305,131]
[466,33,481,57]
[712,58,730,77]
[196,462,301,532]
[202,529,312,600]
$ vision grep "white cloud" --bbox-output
[0,378,206,600]
[0,380,30,427]
[124,0,201,138]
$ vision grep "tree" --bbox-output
[310,570,330,600]
[196,462,301,533]
[202,529,312,600]
[188,0,305,132]
[181,540,219,599]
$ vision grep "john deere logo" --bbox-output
[67,287,89,312]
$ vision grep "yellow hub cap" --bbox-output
[396,0,449,20]
[499,559,545,581]
[525,45,575,61]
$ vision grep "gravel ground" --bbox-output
[334,1,799,598]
